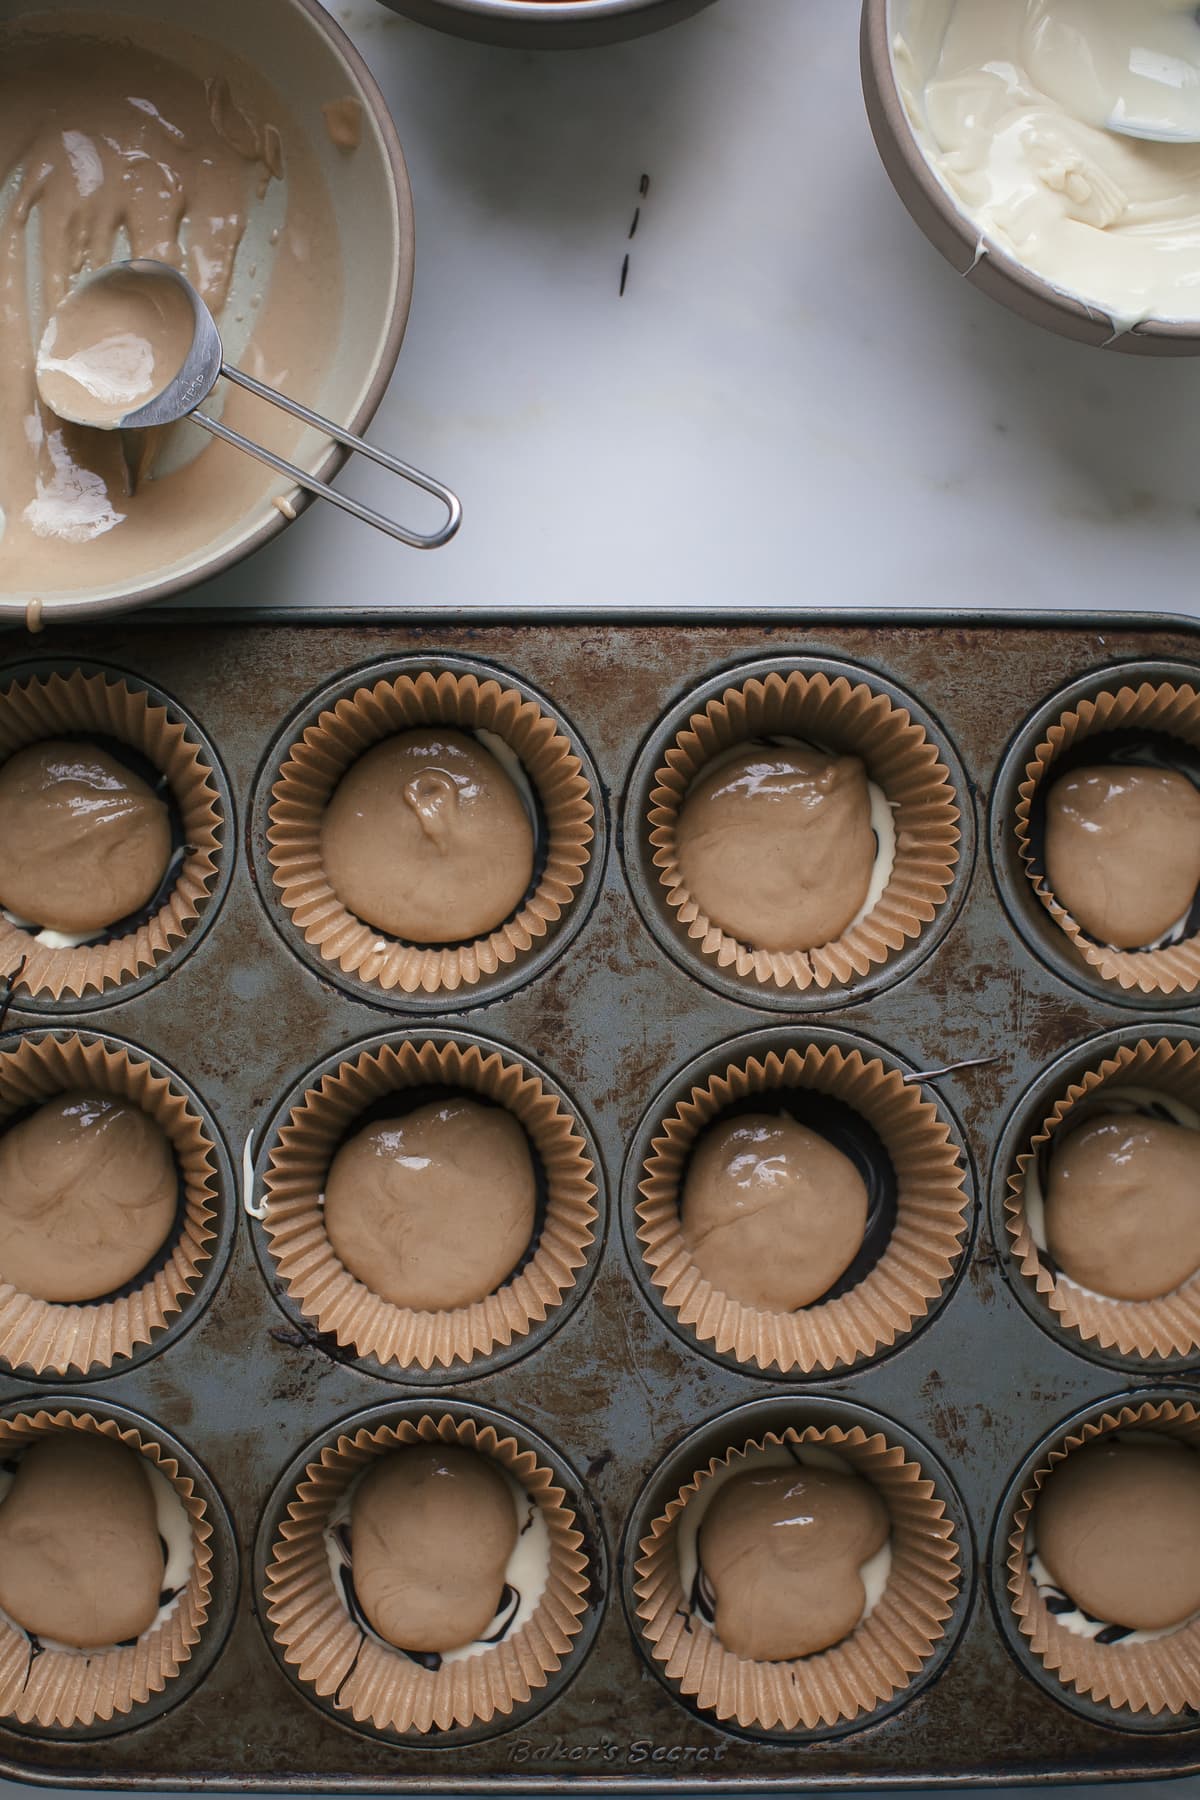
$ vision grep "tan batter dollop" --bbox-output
[321,729,536,944]
[0,740,171,934]
[0,1091,177,1304]
[680,1114,869,1311]
[699,1464,890,1661]
[1045,1113,1200,1302]
[0,1434,164,1649]
[1036,1438,1200,1633]
[1044,765,1200,949]
[675,748,875,952]
[350,1446,518,1654]
[324,1097,536,1311]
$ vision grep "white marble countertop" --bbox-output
[4,1,1197,1793]
[182,0,1200,622]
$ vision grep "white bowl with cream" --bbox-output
[861,0,1200,352]
[0,0,414,623]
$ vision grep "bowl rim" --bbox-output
[396,0,686,16]
[0,0,416,625]
[859,0,1200,348]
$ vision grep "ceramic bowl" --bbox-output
[376,0,717,50]
[0,0,414,623]
[860,0,1200,356]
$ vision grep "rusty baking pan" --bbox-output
[0,613,1196,1790]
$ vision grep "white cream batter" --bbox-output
[895,0,1200,329]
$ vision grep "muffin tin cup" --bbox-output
[626,1396,969,1741]
[1011,671,1200,999]
[628,1026,973,1377]
[626,658,966,1007]
[1002,1034,1200,1367]
[995,1393,1200,1729]
[0,663,229,1010]
[257,1402,604,1743]
[254,1030,602,1379]
[0,1399,236,1737]
[260,658,602,1009]
[0,1031,231,1380]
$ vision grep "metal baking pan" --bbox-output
[0,612,1198,1790]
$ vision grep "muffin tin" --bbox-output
[1,613,1199,1787]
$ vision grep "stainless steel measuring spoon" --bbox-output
[35,259,462,550]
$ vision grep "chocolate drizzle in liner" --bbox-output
[1025,730,1200,951]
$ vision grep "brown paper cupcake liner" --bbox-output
[0,669,224,1003]
[1008,1400,1200,1716]
[264,1412,591,1734]
[647,670,960,993]
[633,1423,961,1733]
[266,671,594,996]
[0,1035,219,1376]
[637,1046,970,1374]
[262,1038,597,1371]
[1015,681,1200,995]
[1007,1039,1200,1362]
[0,1408,214,1729]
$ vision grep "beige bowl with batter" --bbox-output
[0,0,413,623]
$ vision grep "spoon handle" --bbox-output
[193,364,462,550]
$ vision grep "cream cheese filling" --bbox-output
[894,0,1200,330]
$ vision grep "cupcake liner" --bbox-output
[1007,1039,1200,1362]
[636,1045,970,1374]
[647,670,960,992]
[264,1412,591,1734]
[262,1038,597,1371]
[633,1423,961,1733]
[0,1034,219,1376]
[0,669,224,1003]
[0,1408,214,1729]
[266,671,594,996]
[1007,1400,1200,1716]
[1015,681,1200,995]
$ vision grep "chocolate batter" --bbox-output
[1036,1438,1200,1634]
[1044,765,1200,949]
[324,1097,536,1311]
[675,747,877,952]
[0,740,171,935]
[1045,1112,1200,1302]
[0,1434,164,1649]
[699,1463,890,1660]
[0,1091,177,1303]
[681,1114,869,1310]
[0,15,341,601]
[321,729,536,944]
[350,1446,518,1654]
